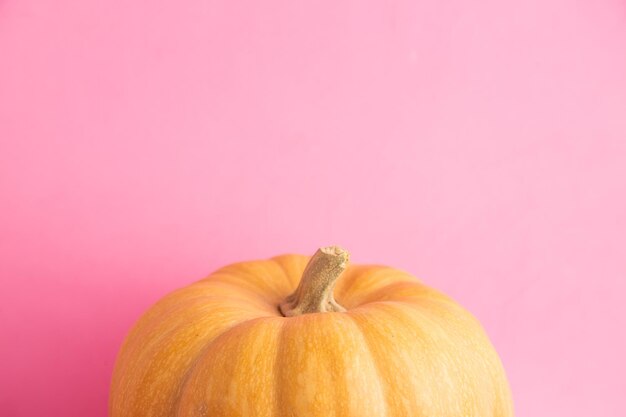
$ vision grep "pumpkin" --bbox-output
[110,246,513,417]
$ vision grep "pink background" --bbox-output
[1,0,625,415]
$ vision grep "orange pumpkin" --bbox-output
[110,246,513,416]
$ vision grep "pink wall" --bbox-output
[1,0,625,415]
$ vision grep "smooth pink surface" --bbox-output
[1,0,625,415]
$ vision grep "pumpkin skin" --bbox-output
[110,249,513,417]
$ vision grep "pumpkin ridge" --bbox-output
[348,303,449,415]
[209,261,294,302]
[270,254,308,289]
[377,301,505,416]
[173,315,282,416]
[191,280,283,313]
[346,314,390,417]
[348,281,426,307]
[272,315,290,417]
[335,266,416,309]
[274,313,387,416]
[388,300,514,416]
[112,300,266,416]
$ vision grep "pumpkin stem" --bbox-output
[279,246,349,317]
